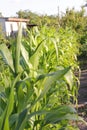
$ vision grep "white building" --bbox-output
[0,17,29,37]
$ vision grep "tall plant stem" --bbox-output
[15,23,22,75]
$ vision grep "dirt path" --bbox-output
[78,69,87,130]
[78,70,87,104]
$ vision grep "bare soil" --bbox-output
[78,69,87,130]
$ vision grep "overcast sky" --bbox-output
[0,0,86,17]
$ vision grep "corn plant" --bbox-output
[0,25,86,130]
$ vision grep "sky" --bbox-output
[0,0,86,17]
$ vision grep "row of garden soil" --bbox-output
[78,69,87,130]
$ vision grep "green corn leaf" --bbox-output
[15,108,28,130]
[15,23,22,74]
[24,78,34,102]
[0,106,3,115]
[16,81,25,112]
[51,38,58,61]
[27,106,84,127]
[3,74,21,129]
[6,74,20,117]
[3,117,9,130]
[64,69,73,89]
[9,114,18,128]
[28,67,71,110]
[29,39,45,76]
[61,114,87,125]
[0,109,7,130]
[0,44,14,73]
[21,43,30,67]
[45,113,87,125]
[44,105,77,125]
[38,67,71,100]
[28,110,48,119]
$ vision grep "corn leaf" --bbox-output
[64,69,73,89]
[16,81,25,112]
[9,114,18,128]
[3,74,21,129]
[21,43,30,67]
[29,40,45,76]
[51,38,58,61]
[0,109,7,130]
[15,108,28,130]
[38,67,71,100]
[3,117,9,130]
[0,44,14,73]
[15,23,22,74]
[44,105,77,125]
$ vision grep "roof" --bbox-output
[0,17,29,22]
[27,24,37,28]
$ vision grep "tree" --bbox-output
[16,10,59,27]
[16,10,41,24]
[60,8,86,33]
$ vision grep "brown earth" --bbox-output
[78,69,87,130]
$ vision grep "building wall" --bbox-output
[0,19,6,35]
[5,21,27,36]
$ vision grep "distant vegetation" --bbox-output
[16,8,87,59]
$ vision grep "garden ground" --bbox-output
[78,69,87,130]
